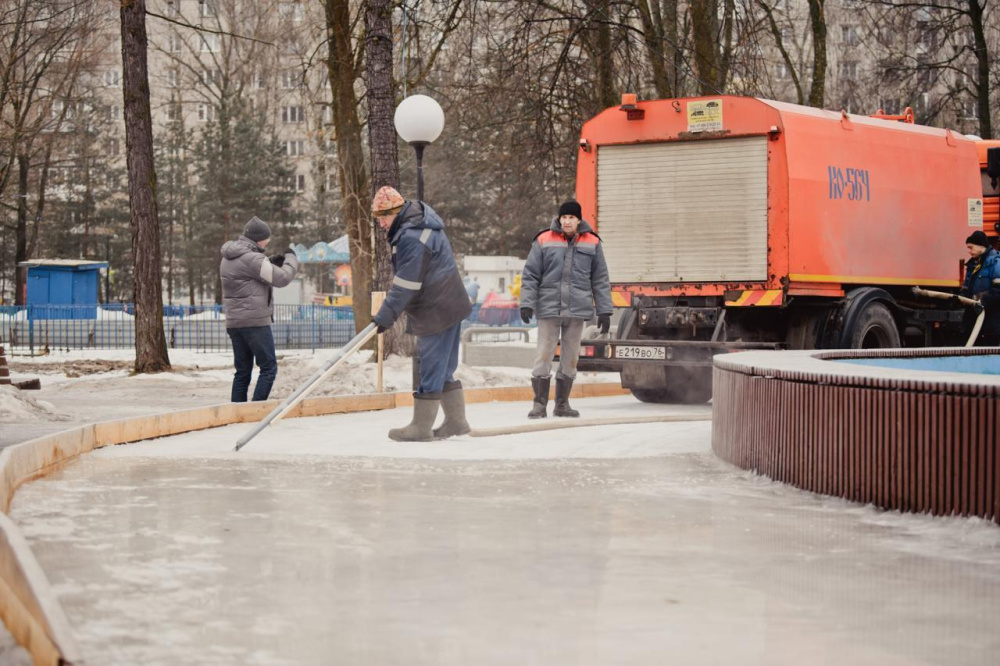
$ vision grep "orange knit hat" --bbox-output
[371,186,405,216]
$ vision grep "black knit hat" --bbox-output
[243,216,271,242]
[966,230,991,248]
[558,200,582,219]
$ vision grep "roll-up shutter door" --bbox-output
[596,137,768,283]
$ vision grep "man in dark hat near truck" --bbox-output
[371,186,472,442]
[520,200,613,419]
[220,216,299,401]
[960,230,1000,346]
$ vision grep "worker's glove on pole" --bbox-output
[520,307,533,324]
[597,313,611,335]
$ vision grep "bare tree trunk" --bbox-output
[364,0,414,357]
[690,0,720,94]
[325,0,372,336]
[967,0,991,139]
[585,0,618,109]
[807,0,827,108]
[14,154,28,305]
[635,0,672,98]
[120,0,170,373]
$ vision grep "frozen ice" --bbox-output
[8,397,1000,665]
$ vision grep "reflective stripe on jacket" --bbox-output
[519,217,612,320]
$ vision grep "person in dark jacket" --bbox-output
[220,216,299,401]
[371,186,473,441]
[520,200,612,418]
[960,230,1000,346]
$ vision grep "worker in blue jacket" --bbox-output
[960,230,1000,346]
[371,186,472,441]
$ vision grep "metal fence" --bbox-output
[0,302,532,354]
[0,304,356,353]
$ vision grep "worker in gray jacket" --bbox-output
[220,216,299,402]
[520,200,612,418]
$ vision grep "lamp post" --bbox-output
[393,94,444,390]
[394,94,444,202]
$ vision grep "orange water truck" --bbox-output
[573,94,1000,403]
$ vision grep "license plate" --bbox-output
[614,345,666,360]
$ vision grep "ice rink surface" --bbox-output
[10,396,1000,665]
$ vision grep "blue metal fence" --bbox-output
[0,304,356,353]
[0,302,530,353]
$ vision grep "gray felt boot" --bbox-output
[433,381,471,439]
[389,394,441,442]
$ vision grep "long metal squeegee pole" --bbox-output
[234,323,378,452]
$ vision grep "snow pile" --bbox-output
[0,385,69,423]
[268,350,539,398]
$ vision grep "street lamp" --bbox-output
[393,95,444,390]
[394,94,444,201]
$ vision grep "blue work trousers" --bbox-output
[416,322,462,395]
[227,326,278,402]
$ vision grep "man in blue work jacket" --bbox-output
[371,186,473,441]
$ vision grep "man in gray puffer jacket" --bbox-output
[220,216,299,402]
[520,200,612,418]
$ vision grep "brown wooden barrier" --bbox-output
[712,348,1000,522]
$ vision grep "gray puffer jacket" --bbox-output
[220,236,299,328]
[520,218,613,320]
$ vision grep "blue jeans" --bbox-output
[416,322,462,395]
[227,326,278,402]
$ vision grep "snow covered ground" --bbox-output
[9,396,1000,666]
[1,346,612,448]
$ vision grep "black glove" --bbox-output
[373,317,390,334]
[597,313,611,335]
[268,254,285,267]
[520,307,533,324]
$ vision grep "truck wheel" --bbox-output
[845,301,901,349]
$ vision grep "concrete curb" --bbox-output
[0,381,629,664]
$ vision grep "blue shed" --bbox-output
[18,260,108,319]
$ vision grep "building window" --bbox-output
[167,69,178,87]
[321,105,332,124]
[290,173,306,192]
[281,71,301,89]
[962,99,978,120]
[775,63,790,80]
[105,70,120,87]
[879,98,900,115]
[199,0,216,18]
[106,138,120,156]
[839,61,858,79]
[164,0,178,16]
[51,98,64,119]
[324,172,333,193]
[167,34,183,52]
[279,2,304,21]
[167,102,181,122]
[498,277,505,292]
[203,68,221,86]
[253,71,265,89]
[841,25,859,46]
[109,105,121,121]
[287,140,304,156]
[282,106,304,123]
[198,103,215,122]
[200,34,219,52]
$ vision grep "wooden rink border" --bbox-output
[0,381,628,665]
[712,347,1000,525]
